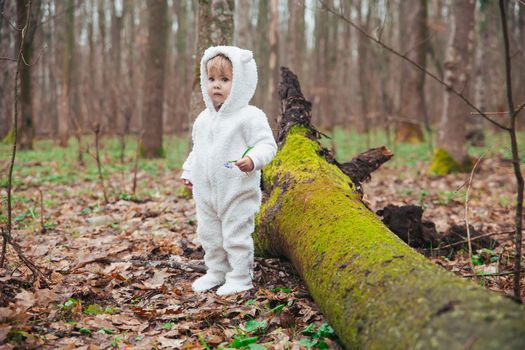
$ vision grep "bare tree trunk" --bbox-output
[123,0,136,136]
[254,0,268,110]
[471,1,489,146]
[174,0,189,135]
[188,0,234,137]
[141,0,168,158]
[58,0,76,147]
[356,0,370,147]
[288,0,305,80]
[16,0,41,150]
[234,0,250,48]
[266,0,279,132]
[109,1,123,135]
[97,0,107,129]
[395,0,427,144]
[430,0,475,175]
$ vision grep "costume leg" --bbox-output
[192,201,231,292]
[216,198,256,296]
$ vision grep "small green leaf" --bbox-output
[270,304,285,313]
[84,304,104,315]
[243,320,267,333]
[302,323,315,335]
[317,323,335,338]
[299,338,316,348]
[472,255,483,266]
[79,327,92,335]
[273,287,292,293]
[246,299,256,306]
[163,322,174,330]
[231,335,259,347]
[14,213,27,223]
[97,328,114,335]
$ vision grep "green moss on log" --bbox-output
[255,126,525,349]
[429,147,471,175]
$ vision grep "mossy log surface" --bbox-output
[254,68,525,349]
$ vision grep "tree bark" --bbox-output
[267,0,279,132]
[141,0,168,158]
[58,0,75,147]
[395,0,426,144]
[16,0,41,150]
[254,67,525,349]
[187,0,234,143]
[110,1,123,134]
[356,1,370,147]
[430,0,475,174]
[234,0,250,48]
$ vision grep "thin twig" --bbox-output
[38,188,45,233]
[317,0,510,131]
[132,131,144,196]
[93,124,109,204]
[464,154,485,276]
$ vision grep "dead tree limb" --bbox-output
[254,67,525,349]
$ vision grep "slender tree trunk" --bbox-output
[430,0,476,175]
[123,0,136,136]
[471,1,489,146]
[234,0,250,48]
[58,0,75,147]
[356,1,370,147]
[254,0,268,110]
[395,0,427,144]
[141,0,168,158]
[174,0,189,135]
[188,0,234,138]
[267,0,279,132]
[109,1,123,135]
[16,0,41,150]
[97,0,107,129]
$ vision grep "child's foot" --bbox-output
[216,280,253,296]
[191,271,225,293]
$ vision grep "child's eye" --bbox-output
[208,77,214,82]
[222,77,229,82]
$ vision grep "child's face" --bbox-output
[207,63,232,109]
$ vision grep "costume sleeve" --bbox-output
[180,120,197,181]
[245,110,277,172]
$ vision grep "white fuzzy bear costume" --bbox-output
[181,46,277,295]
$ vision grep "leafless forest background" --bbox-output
[1,0,524,151]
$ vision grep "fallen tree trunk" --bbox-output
[254,67,525,349]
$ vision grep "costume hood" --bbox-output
[200,46,258,115]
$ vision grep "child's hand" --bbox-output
[235,156,254,172]
[182,179,193,189]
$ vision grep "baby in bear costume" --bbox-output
[181,46,277,296]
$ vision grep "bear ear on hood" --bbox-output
[240,50,253,63]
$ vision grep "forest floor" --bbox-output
[0,130,523,349]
